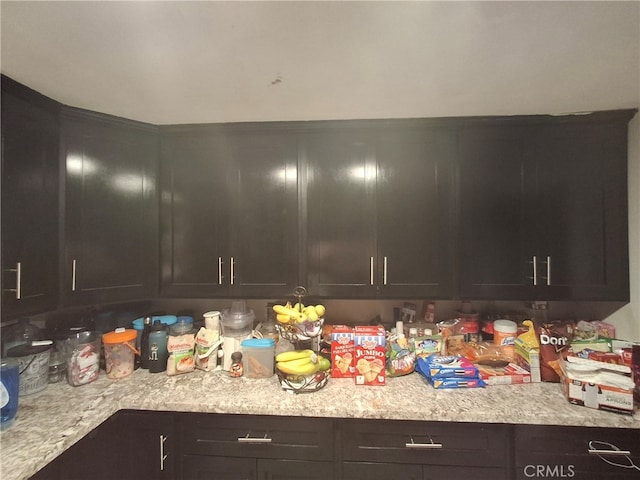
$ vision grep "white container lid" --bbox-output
[494,319,517,333]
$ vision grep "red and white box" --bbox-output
[477,362,532,385]
[331,325,354,378]
[354,325,386,386]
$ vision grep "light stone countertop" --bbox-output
[1,368,639,480]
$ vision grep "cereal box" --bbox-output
[354,325,386,386]
[331,325,354,378]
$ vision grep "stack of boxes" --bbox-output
[331,325,386,386]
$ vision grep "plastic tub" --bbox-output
[6,342,51,396]
[494,319,518,358]
[103,328,139,379]
[241,338,275,378]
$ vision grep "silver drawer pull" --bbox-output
[405,436,442,449]
[589,448,631,457]
[237,433,272,444]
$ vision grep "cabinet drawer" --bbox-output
[340,419,509,468]
[180,413,334,461]
[514,425,640,478]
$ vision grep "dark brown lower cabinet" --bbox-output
[182,456,333,479]
[338,418,512,480]
[514,425,640,480]
[179,413,336,480]
[29,410,175,480]
[30,409,640,480]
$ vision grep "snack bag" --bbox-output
[537,321,574,382]
[354,325,386,385]
[386,335,415,377]
[331,325,354,378]
[167,331,196,376]
[194,327,222,371]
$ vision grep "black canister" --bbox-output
[148,320,168,373]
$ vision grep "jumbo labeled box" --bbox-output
[354,325,386,386]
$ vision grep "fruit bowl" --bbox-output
[276,318,324,342]
[277,369,330,394]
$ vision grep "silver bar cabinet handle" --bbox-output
[370,257,374,285]
[546,255,551,286]
[159,434,168,471]
[237,433,272,444]
[405,436,442,449]
[5,262,22,299]
[529,255,537,286]
[71,259,77,291]
[383,256,388,285]
[230,257,235,286]
[588,448,631,457]
[15,262,21,299]
[218,257,223,285]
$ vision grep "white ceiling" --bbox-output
[1,1,639,125]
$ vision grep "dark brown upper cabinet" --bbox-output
[61,108,158,305]
[459,111,634,301]
[1,76,60,318]
[375,128,456,298]
[159,125,299,298]
[304,124,457,299]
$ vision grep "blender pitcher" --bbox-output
[221,301,255,371]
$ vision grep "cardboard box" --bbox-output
[477,362,532,385]
[354,325,386,386]
[514,337,541,383]
[331,325,354,378]
[558,356,635,415]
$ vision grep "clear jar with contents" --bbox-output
[102,328,138,379]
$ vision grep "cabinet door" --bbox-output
[458,126,538,300]
[514,425,640,480]
[227,132,299,297]
[181,413,334,462]
[535,122,629,300]
[260,459,334,480]
[63,109,158,305]
[340,419,510,469]
[305,130,377,297]
[342,461,422,480]
[30,415,125,480]
[1,79,59,318]
[160,130,231,297]
[117,410,175,479]
[376,129,456,298]
[182,455,256,479]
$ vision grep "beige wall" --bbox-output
[606,113,640,342]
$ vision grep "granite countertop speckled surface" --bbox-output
[1,368,639,480]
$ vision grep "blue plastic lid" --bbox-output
[177,316,193,324]
[132,315,178,331]
[241,338,275,349]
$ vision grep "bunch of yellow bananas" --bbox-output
[275,349,320,375]
[273,302,325,324]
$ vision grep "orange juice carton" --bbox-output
[354,325,386,386]
[331,325,354,378]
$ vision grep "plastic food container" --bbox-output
[103,328,139,379]
[6,342,51,396]
[241,338,275,378]
[64,331,101,386]
[494,319,518,358]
